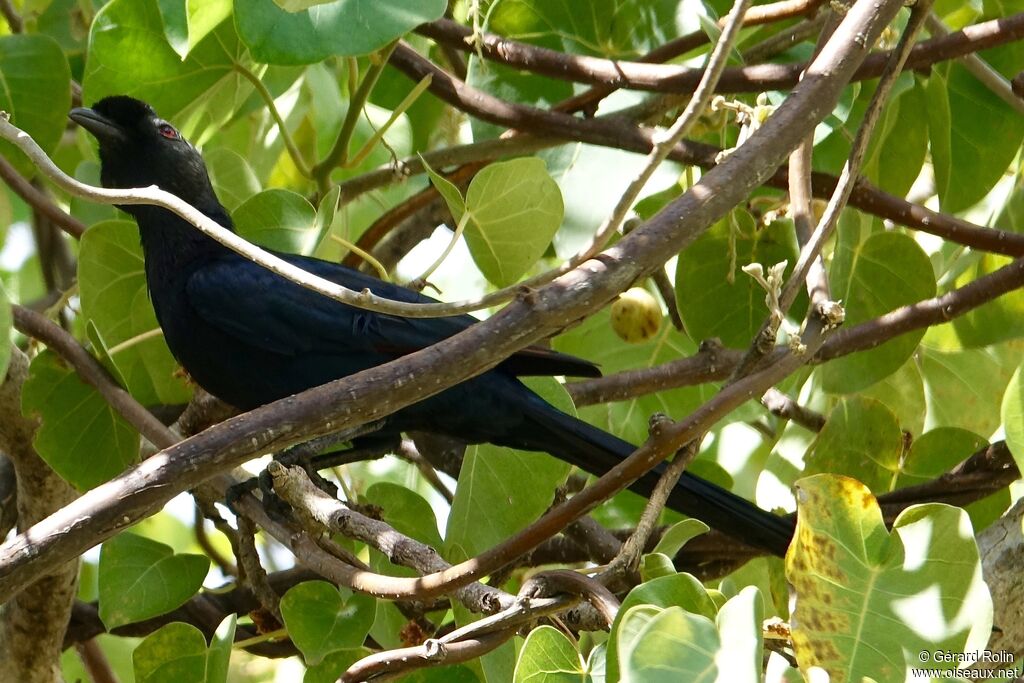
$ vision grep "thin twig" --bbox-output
[75,639,118,683]
[599,439,701,584]
[0,155,86,238]
[0,0,22,33]
[573,0,756,275]
[236,515,283,622]
[779,0,935,315]
[733,0,934,380]
[761,388,826,431]
[312,42,398,192]
[566,257,1024,405]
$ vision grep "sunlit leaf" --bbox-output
[787,475,992,681]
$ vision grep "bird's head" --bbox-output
[69,96,222,217]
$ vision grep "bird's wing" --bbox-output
[184,253,600,377]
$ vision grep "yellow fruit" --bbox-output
[610,287,662,344]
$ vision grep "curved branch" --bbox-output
[0,155,86,238]
[419,12,1024,95]
[384,45,1024,258]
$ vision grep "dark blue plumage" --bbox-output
[70,96,794,556]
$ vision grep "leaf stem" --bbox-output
[313,41,399,193]
[106,328,164,356]
[408,210,470,288]
[328,234,391,282]
[234,65,312,178]
[347,73,432,168]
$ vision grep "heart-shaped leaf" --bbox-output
[99,533,210,629]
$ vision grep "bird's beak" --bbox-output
[68,107,125,144]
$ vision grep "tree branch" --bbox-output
[0,155,86,238]
[418,12,1024,95]
[567,257,1024,405]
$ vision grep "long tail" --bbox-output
[520,394,794,556]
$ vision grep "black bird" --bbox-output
[69,96,794,556]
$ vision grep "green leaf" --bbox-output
[156,0,189,56]
[859,358,927,436]
[488,0,683,58]
[279,581,376,666]
[186,0,232,55]
[639,553,677,581]
[232,188,318,254]
[70,161,119,227]
[83,0,252,138]
[787,475,992,681]
[22,350,140,490]
[865,80,928,199]
[234,0,446,64]
[205,147,261,211]
[78,220,192,405]
[804,397,904,493]
[303,648,372,683]
[99,533,210,629]
[926,65,952,209]
[585,643,607,681]
[920,344,1022,435]
[951,253,1024,347]
[620,607,719,682]
[652,519,709,557]
[513,625,585,683]
[606,573,717,681]
[205,614,236,683]
[364,482,443,549]
[675,214,799,349]
[543,143,683,259]
[896,428,986,488]
[461,157,564,287]
[618,593,763,683]
[934,45,1024,212]
[313,185,341,253]
[715,587,765,681]
[133,622,207,683]
[133,614,234,683]
[1002,365,1024,474]
[821,231,936,393]
[0,34,71,176]
[444,378,573,559]
[423,156,467,219]
[274,0,337,10]
[465,58,574,142]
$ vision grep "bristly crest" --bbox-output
[90,95,157,128]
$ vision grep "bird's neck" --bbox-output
[133,202,235,277]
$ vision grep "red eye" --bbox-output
[158,123,179,140]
